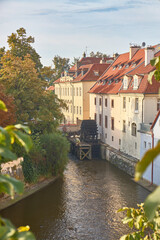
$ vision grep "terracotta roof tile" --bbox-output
[89,46,160,95]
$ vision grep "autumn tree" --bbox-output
[7,27,42,70]
[0,52,46,123]
[40,66,55,85]
[52,55,70,81]
[0,85,16,127]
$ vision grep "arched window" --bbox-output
[132,123,137,136]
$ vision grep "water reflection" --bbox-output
[0,157,149,240]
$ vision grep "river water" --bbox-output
[0,157,150,240]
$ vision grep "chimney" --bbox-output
[100,56,105,64]
[145,46,155,66]
[129,45,141,60]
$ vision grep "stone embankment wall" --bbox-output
[100,144,139,177]
[1,158,24,180]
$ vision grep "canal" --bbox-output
[0,157,150,240]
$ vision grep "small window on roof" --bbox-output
[94,71,99,76]
[132,63,137,68]
[123,78,128,89]
[133,77,138,89]
[119,65,122,69]
[125,64,129,69]
[113,66,116,70]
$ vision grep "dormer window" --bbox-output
[125,64,129,69]
[123,78,128,89]
[132,63,137,68]
[113,66,116,70]
[119,65,122,69]
[133,77,138,89]
[94,71,99,76]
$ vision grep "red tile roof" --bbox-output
[54,78,61,84]
[89,46,160,95]
[69,57,113,72]
[73,63,110,82]
[46,86,55,91]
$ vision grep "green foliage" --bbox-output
[52,55,70,81]
[0,100,35,239]
[0,217,35,240]
[148,56,160,84]
[22,154,38,183]
[135,142,160,181]
[39,132,70,176]
[7,27,42,70]
[0,100,7,112]
[22,132,69,183]
[89,51,110,58]
[118,204,160,240]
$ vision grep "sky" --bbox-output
[0,0,160,66]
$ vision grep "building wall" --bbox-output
[143,95,159,123]
[82,81,96,120]
[55,80,97,124]
[119,93,144,159]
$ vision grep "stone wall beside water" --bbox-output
[100,143,139,177]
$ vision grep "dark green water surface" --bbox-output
[0,157,150,240]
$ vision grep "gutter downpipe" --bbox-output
[151,129,154,185]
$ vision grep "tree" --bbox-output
[0,52,46,123]
[0,85,16,127]
[52,55,70,81]
[7,27,42,70]
[89,51,110,58]
[40,66,55,85]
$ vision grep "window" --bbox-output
[123,78,128,89]
[79,88,81,96]
[105,98,107,107]
[76,88,78,96]
[148,142,151,149]
[94,113,97,122]
[94,97,96,105]
[144,141,147,149]
[73,88,75,96]
[111,99,114,108]
[99,114,102,126]
[80,107,81,115]
[112,136,114,141]
[111,117,114,130]
[123,120,126,132]
[99,98,102,106]
[77,106,78,114]
[133,78,138,89]
[105,116,108,128]
[132,123,137,136]
[135,142,137,149]
[105,133,107,139]
[70,88,72,96]
[157,98,160,111]
[123,97,126,109]
[119,139,121,145]
[129,97,130,102]
[135,98,138,111]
